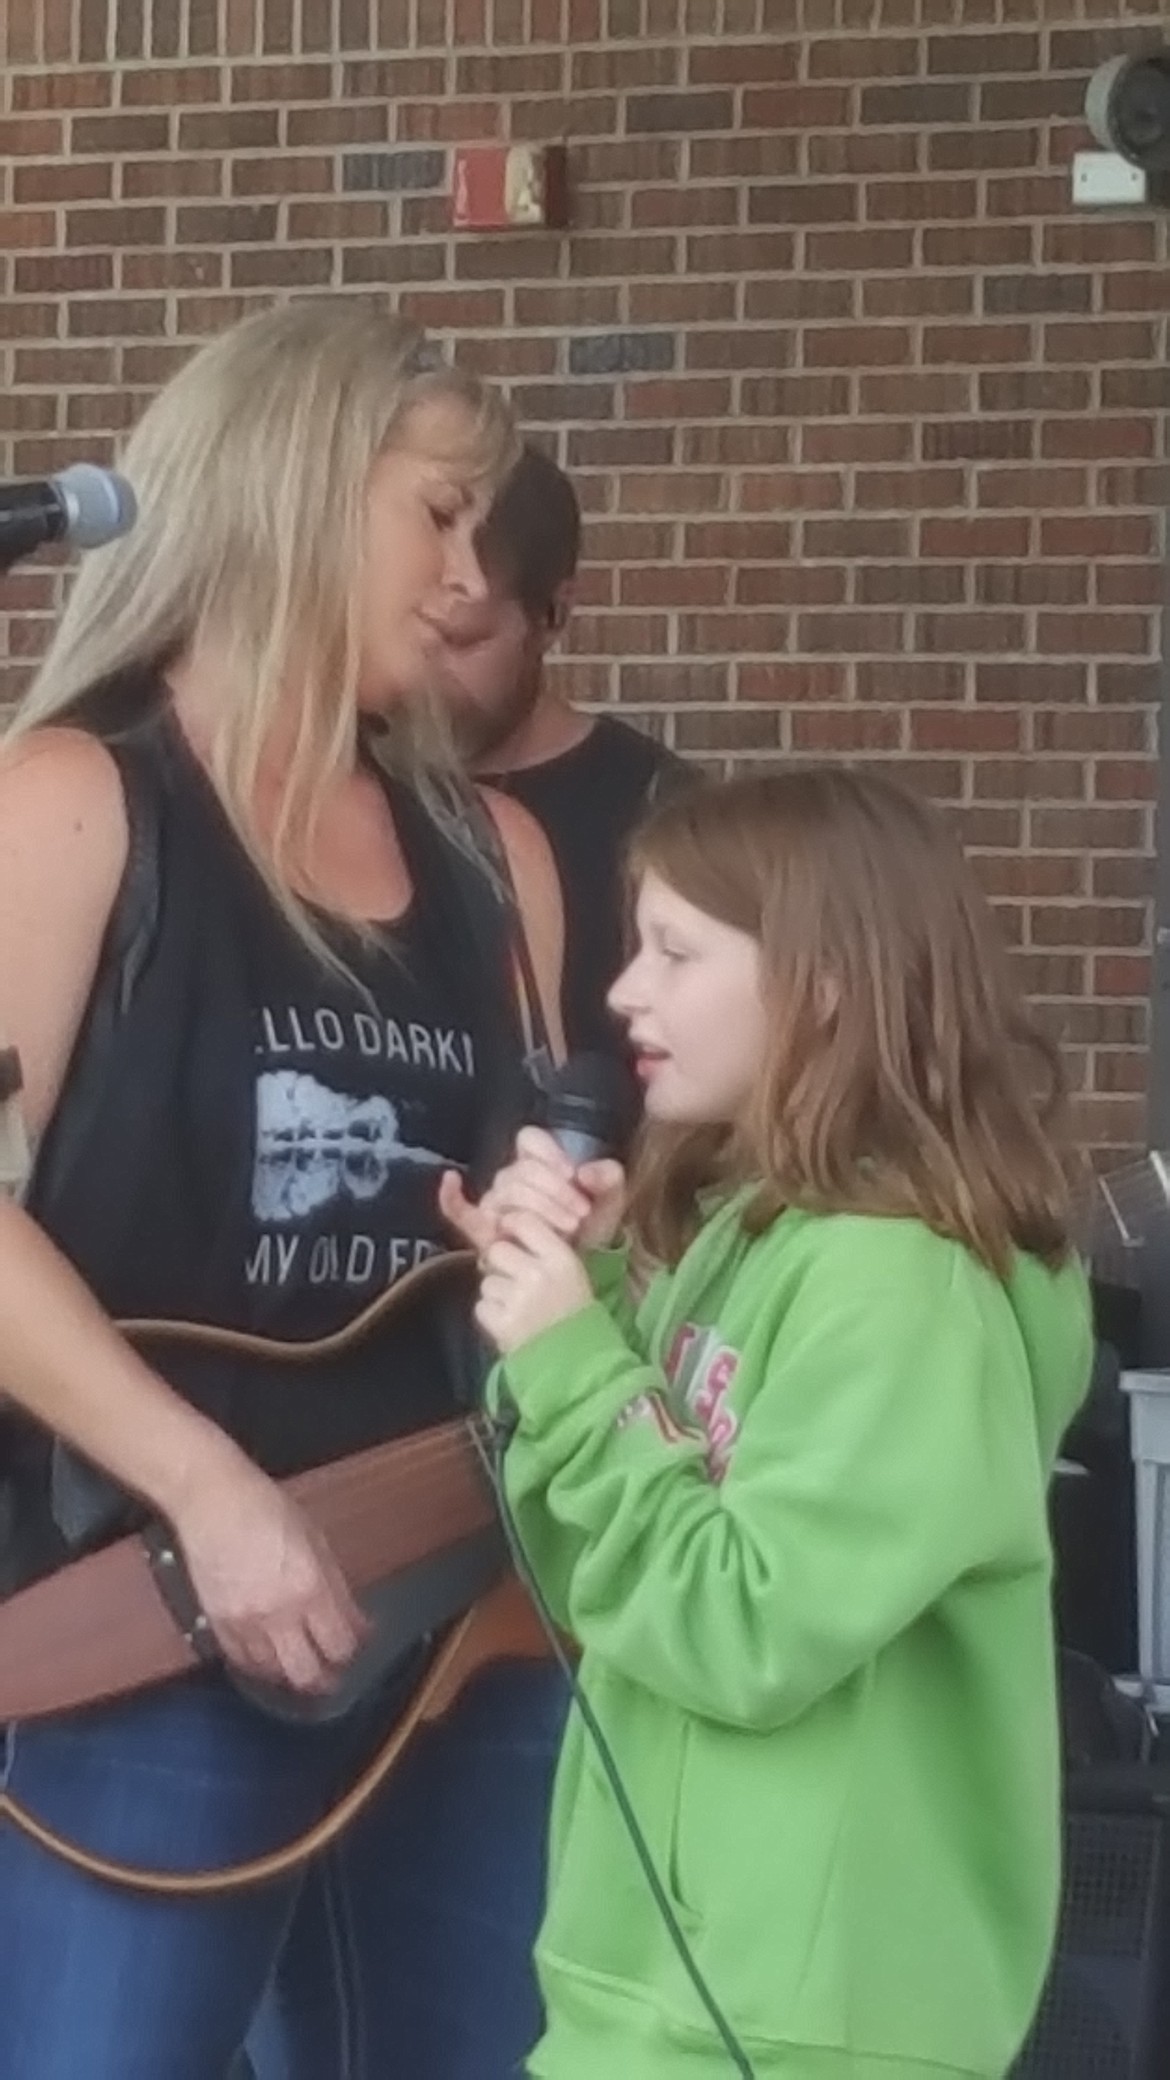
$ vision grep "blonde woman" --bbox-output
[0,301,566,2079]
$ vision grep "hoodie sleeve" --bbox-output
[497,1226,1082,1729]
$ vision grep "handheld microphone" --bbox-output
[0,464,137,576]
[541,1052,639,1166]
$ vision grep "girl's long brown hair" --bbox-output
[625,768,1075,1279]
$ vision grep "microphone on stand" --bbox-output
[0,464,137,575]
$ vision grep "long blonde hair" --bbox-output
[626,768,1074,1279]
[5,298,518,944]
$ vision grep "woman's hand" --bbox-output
[440,1127,626,1260]
[168,1443,370,1695]
[475,1209,593,1356]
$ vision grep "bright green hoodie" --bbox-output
[497,1200,1093,2080]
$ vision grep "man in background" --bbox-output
[438,443,688,1057]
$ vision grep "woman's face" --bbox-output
[357,396,496,713]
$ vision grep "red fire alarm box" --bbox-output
[451,144,568,231]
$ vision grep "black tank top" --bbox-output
[4,701,533,1588]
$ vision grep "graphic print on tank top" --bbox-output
[245,987,480,1303]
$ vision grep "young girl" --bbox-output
[452,768,1093,2080]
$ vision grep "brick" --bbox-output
[974,563,1086,609]
[457,234,565,280]
[124,158,226,198]
[12,71,113,110]
[567,331,676,376]
[233,155,334,195]
[455,52,563,94]
[0,118,66,154]
[67,206,168,246]
[15,253,115,294]
[806,228,913,272]
[568,428,676,467]
[344,243,447,285]
[920,517,1031,560]
[984,273,1093,318]
[621,564,730,608]
[631,282,738,324]
[178,109,280,148]
[122,250,224,290]
[175,204,279,242]
[71,113,170,152]
[857,563,963,604]
[808,132,918,179]
[287,106,390,146]
[14,162,113,202]
[685,427,793,466]
[342,150,445,192]
[66,297,168,336]
[864,275,974,320]
[928,127,1038,173]
[523,96,622,143]
[803,326,913,369]
[568,234,677,280]
[690,136,798,180]
[685,329,795,372]
[739,565,847,607]
[230,245,335,289]
[742,85,851,129]
[912,711,1022,754]
[804,421,913,465]
[748,183,859,226]
[808,36,919,79]
[573,47,679,90]
[288,200,385,240]
[738,661,847,703]
[926,32,1038,75]
[866,178,979,222]
[120,65,221,103]
[231,62,334,99]
[791,709,904,753]
[689,41,799,85]
[452,333,558,377]
[975,664,1087,706]
[625,91,734,133]
[0,211,60,249]
[861,82,972,124]
[746,277,854,321]
[632,185,739,230]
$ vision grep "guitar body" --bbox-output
[0,1252,566,1891]
[421,1576,554,1726]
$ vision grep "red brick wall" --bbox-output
[0,1,1167,1156]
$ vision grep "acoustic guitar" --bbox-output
[0,1248,559,1894]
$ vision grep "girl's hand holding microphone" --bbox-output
[439,1126,627,1355]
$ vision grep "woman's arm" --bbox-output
[0,730,366,1692]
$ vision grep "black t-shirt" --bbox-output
[5,703,531,1587]
[486,716,689,1056]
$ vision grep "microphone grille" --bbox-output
[53,463,138,549]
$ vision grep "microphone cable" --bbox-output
[471,1416,758,2080]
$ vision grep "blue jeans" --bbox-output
[0,1659,568,2079]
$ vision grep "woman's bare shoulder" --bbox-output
[0,727,130,1132]
[0,724,128,854]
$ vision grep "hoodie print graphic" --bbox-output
[616,1319,742,1481]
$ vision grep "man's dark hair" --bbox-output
[476,443,581,623]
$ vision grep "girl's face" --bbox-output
[356,396,494,713]
[608,872,768,1127]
